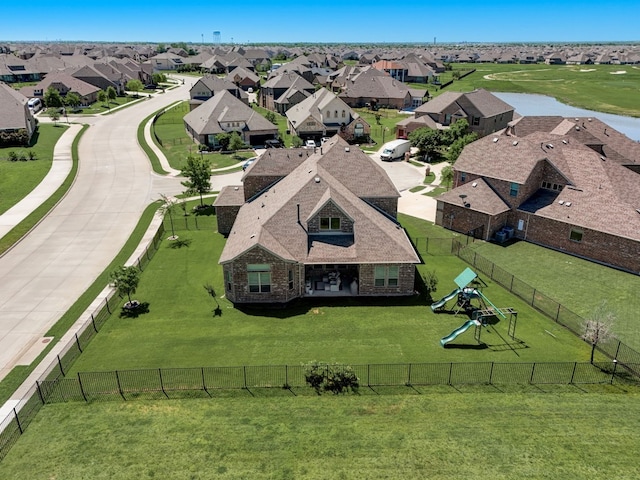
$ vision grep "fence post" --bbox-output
[243,366,248,389]
[367,364,370,387]
[105,296,111,314]
[611,360,618,384]
[570,362,577,384]
[285,365,289,387]
[36,381,45,404]
[448,363,453,385]
[159,369,168,397]
[614,341,621,361]
[75,333,83,353]
[529,363,536,384]
[115,370,126,400]
[91,314,98,332]
[473,252,477,267]
[13,408,23,435]
[77,372,88,402]
[57,355,65,376]
[555,303,561,322]
[490,263,495,279]
[531,289,536,306]
[407,363,412,386]
[489,362,494,385]
[201,367,208,394]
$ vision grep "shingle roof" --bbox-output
[437,178,511,216]
[213,185,245,207]
[0,82,32,131]
[219,137,418,265]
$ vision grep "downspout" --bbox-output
[485,214,492,241]
[524,214,530,240]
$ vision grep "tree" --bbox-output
[159,194,180,240]
[47,107,61,125]
[152,72,167,84]
[409,127,442,161]
[215,132,231,151]
[581,301,616,364]
[97,90,108,106]
[204,283,222,316]
[106,86,117,103]
[264,110,277,125]
[228,131,245,151]
[110,265,140,306]
[448,133,477,163]
[292,136,303,148]
[441,164,454,190]
[126,79,144,97]
[64,91,81,112]
[303,362,359,395]
[44,87,63,108]
[181,155,211,206]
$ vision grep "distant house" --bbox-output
[19,72,100,106]
[183,90,278,148]
[0,82,37,145]
[149,52,185,70]
[260,72,315,114]
[214,136,420,304]
[0,54,40,83]
[435,116,640,274]
[227,66,260,91]
[396,89,514,138]
[338,68,412,110]
[285,87,370,143]
[189,74,248,110]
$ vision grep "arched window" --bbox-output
[326,110,330,118]
[342,110,346,118]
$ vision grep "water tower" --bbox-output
[213,31,221,44]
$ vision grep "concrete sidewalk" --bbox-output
[0,123,82,243]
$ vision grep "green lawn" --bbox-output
[355,108,409,150]
[251,104,295,146]
[0,123,68,215]
[465,240,640,350]
[442,63,640,117]
[152,101,254,170]
[79,95,141,115]
[67,208,598,375]
[2,391,640,479]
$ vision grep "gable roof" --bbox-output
[0,82,32,131]
[183,90,275,135]
[437,178,511,216]
[285,87,355,127]
[219,137,417,265]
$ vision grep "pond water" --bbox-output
[493,92,640,142]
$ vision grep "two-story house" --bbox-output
[396,89,514,139]
[285,88,370,143]
[214,136,420,304]
[189,74,248,110]
[435,116,640,274]
[0,81,37,145]
[260,72,315,114]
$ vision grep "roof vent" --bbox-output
[512,141,518,146]
[546,144,554,149]
[493,137,499,143]
[600,156,606,161]
[472,182,478,187]
[558,200,565,205]
[234,186,239,190]
[562,139,568,144]
[588,118,592,122]
[565,202,572,207]
[314,176,320,183]
[575,126,580,131]
[345,147,350,152]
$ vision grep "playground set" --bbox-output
[431,268,518,347]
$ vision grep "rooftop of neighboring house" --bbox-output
[0,81,32,130]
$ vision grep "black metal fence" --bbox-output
[35,361,637,404]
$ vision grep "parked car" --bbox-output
[380,139,411,161]
[305,139,317,149]
[265,139,282,148]
[242,157,257,171]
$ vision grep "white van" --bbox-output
[28,98,42,113]
[380,139,411,161]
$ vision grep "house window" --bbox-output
[354,123,364,137]
[247,264,271,293]
[334,110,338,118]
[460,172,467,182]
[342,110,346,118]
[326,110,330,118]
[570,228,583,242]
[510,183,519,197]
[225,269,232,291]
[472,116,480,126]
[374,265,400,287]
[320,217,341,231]
[288,270,294,290]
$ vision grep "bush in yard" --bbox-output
[303,362,360,395]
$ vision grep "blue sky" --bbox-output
[3,0,639,44]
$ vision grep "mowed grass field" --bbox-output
[446,63,640,117]
[465,240,640,350]
[2,390,640,479]
[0,123,68,215]
[66,208,599,374]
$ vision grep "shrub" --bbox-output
[303,362,360,395]
[8,151,18,162]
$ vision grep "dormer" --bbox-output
[306,194,354,235]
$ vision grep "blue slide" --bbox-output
[440,320,479,346]
[431,288,460,311]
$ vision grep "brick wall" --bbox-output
[437,202,510,241]
[307,202,354,233]
[363,197,398,219]
[517,214,640,274]
[358,263,416,296]
[243,175,283,201]
[225,247,301,304]
[215,205,241,236]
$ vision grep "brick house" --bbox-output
[260,72,315,114]
[189,74,248,110]
[396,89,514,139]
[0,81,37,144]
[285,87,371,143]
[214,136,420,304]
[338,68,412,110]
[435,116,640,274]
